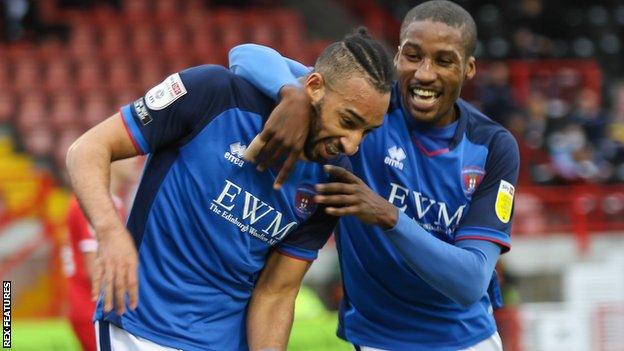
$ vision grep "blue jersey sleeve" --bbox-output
[121,65,241,154]
[386,212,501,307]
[228,44,311,101]
[277,156,352,261]
[455,131,520,252]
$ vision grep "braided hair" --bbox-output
[314,27,394,94]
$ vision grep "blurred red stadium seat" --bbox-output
[22,126,55,159]
[0,93,14,124]
[138,57,165,90]
[82,94,112,129]
[154,0,180,22]
[68,25,97,58]
[123,0,150,23]
[50,94,80,131]
[214,9,246,53]
[76,60,105,92]
[13,57,41,93]
[131,25,157,57]
[161,25,188,57]
[245,11,277,47]
[100,26,127,58]
[107,58,135,92]
[44,58,73,92]
[16,92,47,131]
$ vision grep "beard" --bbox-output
[303,99,323,162]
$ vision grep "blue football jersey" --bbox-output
[93,65,347,351]
[336,84,519,350]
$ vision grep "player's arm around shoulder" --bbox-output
[247,250,312,351]
[66,113,141,315]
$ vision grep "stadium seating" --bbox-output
[0,1,316,175]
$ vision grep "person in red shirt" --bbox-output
[62,158,139,351]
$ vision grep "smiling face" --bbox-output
[303,73,389,162]
[395,20,476,127]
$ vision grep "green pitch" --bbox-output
[9,288,350,350]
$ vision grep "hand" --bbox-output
[314,165,398,230]
[244,85,311,190]
[91,228,138,315]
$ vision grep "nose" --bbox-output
[414,58,436,83]
[340,131,364,156]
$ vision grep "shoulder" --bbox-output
[460,99,518,154]
[180,65,274,115]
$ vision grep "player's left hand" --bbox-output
[244,86,311,190]
[315,165,398,230]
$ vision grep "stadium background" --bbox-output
[0,0,623,350]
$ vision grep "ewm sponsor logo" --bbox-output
[384,146,406,170]
[388,182,466,229]
[211,180,298,245]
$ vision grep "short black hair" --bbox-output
[400,0,477,57]
[314,27,393,94]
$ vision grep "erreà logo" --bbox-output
[384,146,406,170]
[224,142,246,167]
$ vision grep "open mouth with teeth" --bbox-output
[322,141,341,159]
[410,87,441,111]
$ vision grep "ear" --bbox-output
[465,56,476,80]
[305,72,325,103]
[394,46,400,67]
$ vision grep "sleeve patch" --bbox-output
[133,98,153,126]
[495,180,515,223]
[145,72,187,110]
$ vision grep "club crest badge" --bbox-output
[294,184,317,219]
[461,166,486,195]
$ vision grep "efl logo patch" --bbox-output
[294,184,317,219]
[133,98,152,125]
[145,72,187,110]
[495,180,515,223]
[461,166,486,195]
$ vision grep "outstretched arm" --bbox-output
[247,251,312,351]
[229,44,309,100]
[315,165,502,307]
[229,44,313,189]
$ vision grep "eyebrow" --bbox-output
[344,108,383,129]
[402,42,461,60]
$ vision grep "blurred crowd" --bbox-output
[474,62,624,184]
[2,0,624,185]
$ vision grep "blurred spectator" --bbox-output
[547,123,612,182]
[568,88,610,152]
[507,0,565,58]
[480,61,518,127]
[1,0,29,41]
[1,0,67,42]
